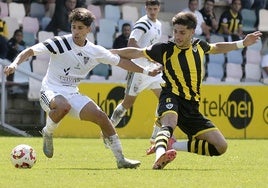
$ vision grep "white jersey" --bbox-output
[130,15,162,67]
[126,15,163,96]
[31,34,120,94]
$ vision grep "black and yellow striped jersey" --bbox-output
[0,19,8,38]
[218,10,243,35]
[144,38,212,101]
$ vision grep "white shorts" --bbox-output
[125,72,163,96]
[261,55,268,67]
[40,89,92,119]
[261,55,268,78]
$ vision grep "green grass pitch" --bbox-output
[0,137,267,188]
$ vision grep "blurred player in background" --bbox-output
[110,0,164,147]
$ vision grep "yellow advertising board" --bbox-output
[54,82,268,139]
[200,84,268,138]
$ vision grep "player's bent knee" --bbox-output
[63,103,71,112]
[52,103,71,119]
[59,103,71,116]
[211,141,228,156]
[218,141,228,155]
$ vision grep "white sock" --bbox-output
[43,116,58,135]
[111,103,127,127]
[155,147,165,161]
[105,134,124,161]
[116,103,127,116]
[172,140,188,151]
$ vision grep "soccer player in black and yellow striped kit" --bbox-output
[111,11,262,169]
[217,0,243,40]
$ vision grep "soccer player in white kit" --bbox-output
[110,0,164,144]
[4,8,161,169]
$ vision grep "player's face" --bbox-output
[204,1,214,13]
[71,21,91,46]
[14,31,23,43]
[122,26,131,38]
[231,0,241,13]
[146,5,160,21]
[65,0,77,11]
[173,24,195,49]
[189,0,198,12]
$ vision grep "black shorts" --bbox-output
[158,90,216,138]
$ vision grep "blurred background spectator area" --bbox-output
[0,0,268,84]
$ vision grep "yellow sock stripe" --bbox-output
[197,140,203,155]
[155,135,168,149]
[155,118,161,127]
[190,139,196,153]
[205,142,210,156]
[155,141,167,149]
[155,135,168,142]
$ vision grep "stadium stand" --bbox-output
[96,31,114,49]
[206,63,224,83]
[104,4,121,22]
[29,2,46,23]
[96,18,117,48]
[121,4,139,25]
[8,2,26,25]
[205,34,226,82]
[87,4,102,28]
[241,8,257,33]
[225,63,243,83]
[40,16,52,31]
[244,40,262,82]
[2,16,20,39]
[23,32,36,47]
[258,9,268,32]
[244,63,262,82]
[98,18,117,33]
[160,20,172,37]
[226,50,243,65]
[0,2,9,18]
[22,16,40,35]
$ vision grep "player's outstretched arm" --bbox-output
[117,58,162,77]
[110,47,146,60]
[243,31,262,47]
[3,48,34,76]
[210,31,262,54]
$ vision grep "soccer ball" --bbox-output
[10,144,37,168]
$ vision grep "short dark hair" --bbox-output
[188,0,198,3]
[13,29,23,37]
[172,12,197,29]
[231,0,241,4]
[122,23,131,29]
[205,0,215,3]
[69,7,95,27]
[146,0,160,6]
